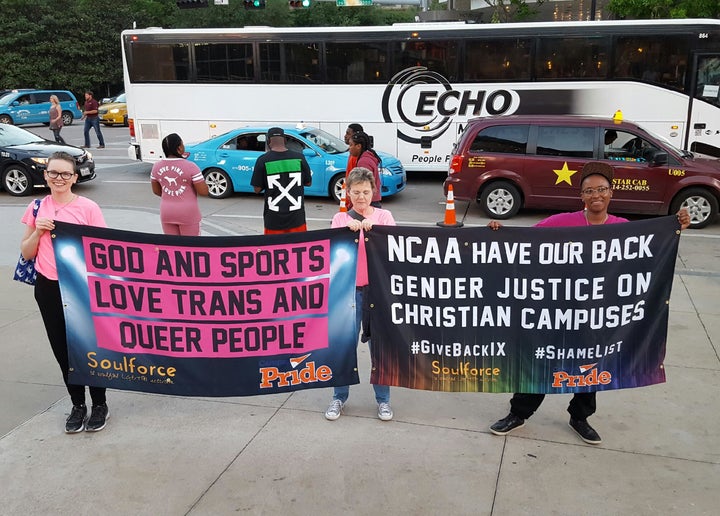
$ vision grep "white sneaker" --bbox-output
[377,402,393,421]
[325,399,344,421]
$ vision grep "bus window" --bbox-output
[128,43,190,82]
[259,43,320,83]
[286,43,320,83]
[325,42,388,83]
[536,37,609,80]
[392,40,458,80]
[536,126,594,158]
[464,39,531,82]
[613,36,688,91]
[195,43,253,82]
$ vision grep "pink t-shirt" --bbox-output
[535,210,628,228]
[22,195,106,280]
[150,158,205,225]
[332,208,395,286]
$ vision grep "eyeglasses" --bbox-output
[46,170,74,180]
[349,189,372,198]
[581,186,610,196]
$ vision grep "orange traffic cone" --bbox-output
[437,184,464,227]
[339,182,348,213]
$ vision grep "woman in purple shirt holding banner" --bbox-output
[488,161,690,445]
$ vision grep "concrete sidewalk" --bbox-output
[0,206,718,516]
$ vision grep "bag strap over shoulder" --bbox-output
[32,199,41,218]
[347,208,365,222]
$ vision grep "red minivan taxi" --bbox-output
[444,115,720,228]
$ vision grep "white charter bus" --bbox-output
[121,19,720,171]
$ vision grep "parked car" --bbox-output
[185,126,407,202]
[99,93,128,126]
[0,89,32,100]
[0,124,95,196]
[444,115,720,229]
[0,89,82,127]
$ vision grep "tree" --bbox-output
[483,0,546,22]
[607,0,720,19]
[0,0,417,101]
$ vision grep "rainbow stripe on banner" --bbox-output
[365,217,681,393]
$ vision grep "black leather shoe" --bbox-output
[569,418,602,444]
[490,413,525,435]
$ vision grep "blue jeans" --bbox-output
[333,288,390,404]
[83,117,105,147]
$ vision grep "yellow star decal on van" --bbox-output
[553,162,577,185]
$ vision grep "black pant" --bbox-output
[510,392,596,421]
[51,128,66,144]
[35,273,106,407]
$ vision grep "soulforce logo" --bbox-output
[381,66,521,144]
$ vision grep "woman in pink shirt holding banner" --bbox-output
[20,151,109,434]
[324,167,396,422]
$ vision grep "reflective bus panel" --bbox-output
[121,20,720,169]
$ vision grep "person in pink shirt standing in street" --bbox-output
[151,133,209,236]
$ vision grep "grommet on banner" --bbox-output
[437,184,464,227]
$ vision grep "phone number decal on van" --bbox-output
[613,178,651,192]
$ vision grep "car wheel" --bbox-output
[329,173,345,203]
[479,181,522,219]
[123,115,128,127]
[204,168,233,199]
[2,165,33,196]
[0,114,13,125]
[61,111,74,126]
[670,188,719,229]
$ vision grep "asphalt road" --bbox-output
[3,121,720,240]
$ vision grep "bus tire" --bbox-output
[670,187,719,229]
[329,173,344,203]
[61,111,74,126]
[479,181,521,219]
[3,164,33,196]
[204,168,233,199]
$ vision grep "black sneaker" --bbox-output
[569,418,602,444]
[65,404,87,433]
[86,404,110,432]
[490,413,525,435]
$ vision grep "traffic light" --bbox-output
[176,0,208,8]
[244,0,266,9]
[289,0,311,8]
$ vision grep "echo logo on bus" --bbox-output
[382,66,520,144]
